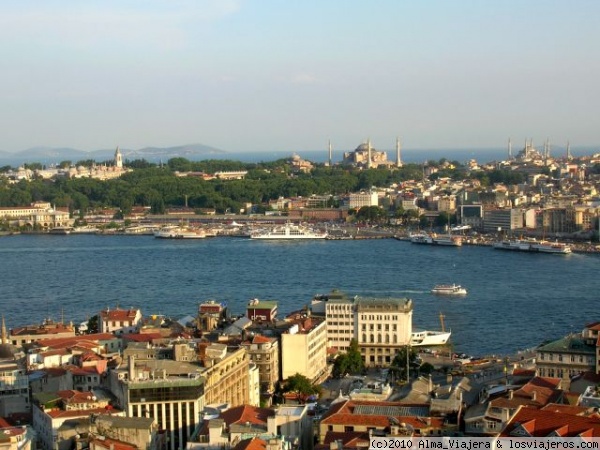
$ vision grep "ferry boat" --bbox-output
[250,223,328,240]
[493,239,572,254]
[49,226,73,235]
[154,226,206,239]
[410,329,452,346]
[431,284,467,295]
[410,233,461,246]
[71,225,100,234]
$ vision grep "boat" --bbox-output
[410,232,461,246]
[531,241,572,254]
[154,226,206,239]
[250,222,328,240]
[431,284,467,295]
[49,226,73,235]
[410,329,452,346]
[493,239,572,254]
[71,225,99,234]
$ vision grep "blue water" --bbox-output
[1,235,597,356]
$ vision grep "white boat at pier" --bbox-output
[250,222,328,240]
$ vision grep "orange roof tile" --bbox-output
[501,407,600,437]
[233,437,267,450]
[220,405,274,427]
[100,309,139,321]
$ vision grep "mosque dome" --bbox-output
[0,342,17,359]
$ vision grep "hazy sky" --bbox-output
[1,0,599,153]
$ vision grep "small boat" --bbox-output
[49,226,73,235]
[431,284,467,295]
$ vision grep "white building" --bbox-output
[348,191,379,210]
[99,307,142,336]
[324,290,355,352]
[280,318,328,383]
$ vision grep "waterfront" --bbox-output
[1,234,597,357]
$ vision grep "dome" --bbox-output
[355,142,376,152]
[0,343,17,359]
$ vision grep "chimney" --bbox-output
[532,391,537,402]
[508,390,513,400]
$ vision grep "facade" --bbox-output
[355,297,413,367]
[280,318,328,383]
[199,345,250,409]
[348,191,379,210]
[0,321,28,417]
[198,301,227,332]
[109,358,205,450]
[99,307,142,336]
[483,208,524,233]
[9,321,75,348]
[0,202,72,230]
[536,335,595,390]
[247,300,277,323]
[323,290,355,352]
[241,335,280,400]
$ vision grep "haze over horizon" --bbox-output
[1,1,598,154]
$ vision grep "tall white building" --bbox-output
[280,318,328,383]
[348,191,379,209]
[324,290,355,352]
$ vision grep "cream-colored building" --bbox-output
[281,318,328,383]
[324,290,355,352]
[199,344,250,408]
[348,191,379,209]
[355,297,413,367]
[0,202,72,229]
[241,335,280,400]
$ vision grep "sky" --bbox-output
[1,0,599,154]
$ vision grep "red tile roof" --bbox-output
[100,308,139,321]
[491,377,562,409]
[220,405,274,427]
[322,431,371,448]
[251,335,272,345]
[233,437,267,450]
[500,406,600,437]
[541,403,595,417]
[90,436,137,450]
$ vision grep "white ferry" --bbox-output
[250,223,328,240]
[431,284,467,295]
[531,241,572,254]
[154,226,206,239]
[410,233,462,246]
[410,329,452,346]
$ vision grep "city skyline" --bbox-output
[1,1,599,153]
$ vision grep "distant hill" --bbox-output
[0,144,227,166]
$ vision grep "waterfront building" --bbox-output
[0,202,72,230]
[355,297,413,367]
[109,358,205,450]
[483,208,524,233]
[536,334,595,390]
[280,316,328,383]
[99,307,143,336]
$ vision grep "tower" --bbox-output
[328,140,332,167]
[567,141,572,160]
[367,139,372,169]
[508,138,512,160]
[114,146,123,169]
[396,137,403,168]
[1,315,6,345]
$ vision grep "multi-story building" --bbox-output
[247,300,277,323]
[0,202,72,229]
[348,191,379,210]
[0,321,28,417]
[324,290,355,352]
[355,297,413,367]
[99,307,142,336]
[536,334,595,389]
[199,344,250,408]
[280,317,328,383]
[483,208,524,233]
[9,320,75,348]
[198,300,227,332]
[241,335,280,400]
[109,357,205,450]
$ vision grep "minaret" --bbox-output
[396,137,403,167]
[545,138,550,160]
[114,146,123,169]
[328,140,332,167]
[567,141,572,160]
[367,139,372,169]
[1,315,7,345]
[508,138,512,160]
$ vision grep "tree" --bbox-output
[390,347,419,382]
[332,339,364,378]
[284,373,320,402]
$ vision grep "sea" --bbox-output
[1,234,598,357]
